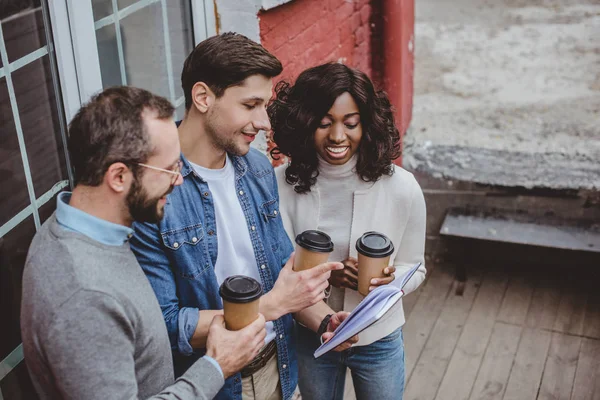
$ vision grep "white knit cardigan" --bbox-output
[275,164,427,346]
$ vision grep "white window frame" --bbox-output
[63,0,216,108]
[0,3,73,239]
[192,0,217,47]
[0,1,72,393]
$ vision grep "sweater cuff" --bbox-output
[180,356,225,398]
[203,355,224,379]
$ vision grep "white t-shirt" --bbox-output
[190,156,275,344]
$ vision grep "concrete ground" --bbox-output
[403,0,600,190]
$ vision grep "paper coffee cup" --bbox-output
[294,230,334,271]
[356,231,395,296]
[219,275,262,331]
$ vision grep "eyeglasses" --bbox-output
[137,159,182,185]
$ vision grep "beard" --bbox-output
[126,176,174,224]
[206,107,250,157]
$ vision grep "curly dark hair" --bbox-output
[269,63,401,193]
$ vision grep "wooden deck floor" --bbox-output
[342,261,600,400]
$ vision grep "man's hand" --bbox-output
[329,257,358,290]
[205,314,267,378]
[321,311,358,352]
[264,253,343,318]
[368,266,396,292]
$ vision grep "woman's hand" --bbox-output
[329,257,358,290]
[368,266,396,292]
[322,311,359,352]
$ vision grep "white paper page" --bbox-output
[314,262,422,358]
[398,262,422,289]
[314,286,402,357]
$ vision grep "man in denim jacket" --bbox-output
[131,33,356,400]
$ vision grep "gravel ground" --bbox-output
[403,0,600,190]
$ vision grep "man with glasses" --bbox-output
[131,33,357,400]
[139,160,182,183]
[21,86,268,400]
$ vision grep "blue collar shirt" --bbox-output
[55,192,133,245]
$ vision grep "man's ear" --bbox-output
[191,82,214,113]
[104,162,130,193]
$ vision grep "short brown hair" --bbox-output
[181,32,282,109]
[68,86,174,186]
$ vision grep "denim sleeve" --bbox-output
[131,221,199,356]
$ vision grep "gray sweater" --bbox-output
[20,215,224,399]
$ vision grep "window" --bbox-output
[92,0,199,118]
[0,0,71,398]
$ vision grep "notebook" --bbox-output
[314,262,422,358]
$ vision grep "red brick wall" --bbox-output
[259,0,375,83]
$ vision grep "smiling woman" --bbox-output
[269,62,427,400]
[269,62,400,194]
[313,92,363,165]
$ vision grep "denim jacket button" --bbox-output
[279,334,283,339]
[173,242,179,248]
[274,210,278,215]
[260,264,266,270]
[239,190,244,195]
[192,237,198,243]
[282,364,287,369]
[251,226,256,231]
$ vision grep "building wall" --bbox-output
[259,0,375,82]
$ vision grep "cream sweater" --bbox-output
[275,162,427,346]
[314,155,371,311]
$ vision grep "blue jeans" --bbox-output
[296,324,405,400]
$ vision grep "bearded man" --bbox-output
[20,86,267,400]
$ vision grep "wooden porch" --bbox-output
[344,260,600,399]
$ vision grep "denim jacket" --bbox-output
[131,148,297,400]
